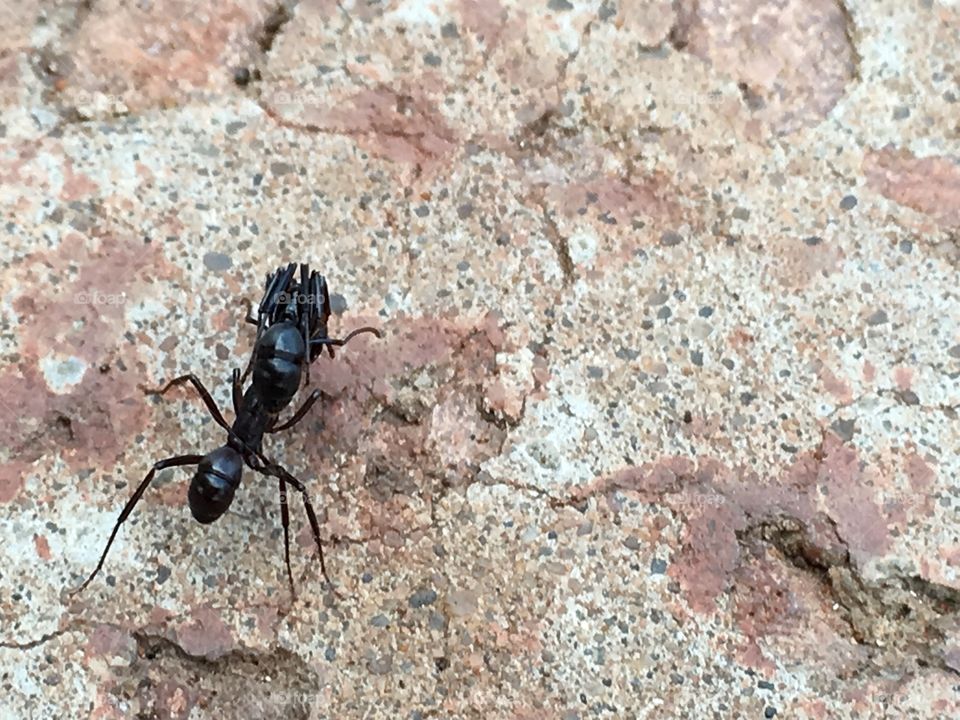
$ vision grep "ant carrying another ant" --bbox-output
[71,263,379,597]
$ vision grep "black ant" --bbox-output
[71,263,380,597]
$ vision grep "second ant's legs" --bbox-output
[298,264,315,386]
[141,374,231,432]
[70,454,203,595]
[241,264,299,383]
[268,389,322,434]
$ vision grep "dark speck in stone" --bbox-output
[414,204,430,217]
[764,708,777,719]
[840,194,858,210]
[441,22,459,38]
[803,236,822,246]
[660,230,683,246]
[897,389,920,405]
[690,350,703,367]
[270,161,295,176]
[409,588,438,608]
[203,252,232,272]
[650,558,667,574]
[830,418,857,442]
[329,293,347,315]
[699,306,714,317]
[587,365,603,378]
[866,309,888,326]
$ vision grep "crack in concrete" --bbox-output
[667,0,698,52]
[836,0,863,83]
[0,626,71,651]
[738,514,960,678]
[515,428,960,679]
[258,1,298,55]
[828,387,960,419]
[531,188,576,286]
[130,631,318,719]
[556,18,594,91]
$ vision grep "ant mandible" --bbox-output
[71,263,380,597]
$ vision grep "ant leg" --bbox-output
[299,264,313,386]
[231,368,243,414]
[141,374,231,432]
[278,475,295,597]
[240,345,257,385]
[254,456,336,590]
[241,297,257,326]
[70,454,203,595]
[318,274,336,360]
[310,326,382,356]
[268,389,322,433]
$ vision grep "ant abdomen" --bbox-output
[252,322,305,413]
[188,446,243,524]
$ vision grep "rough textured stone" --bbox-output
[1,1,959,718]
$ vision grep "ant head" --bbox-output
[188,446,243,524]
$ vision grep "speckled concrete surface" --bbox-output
[1,1,958,718]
